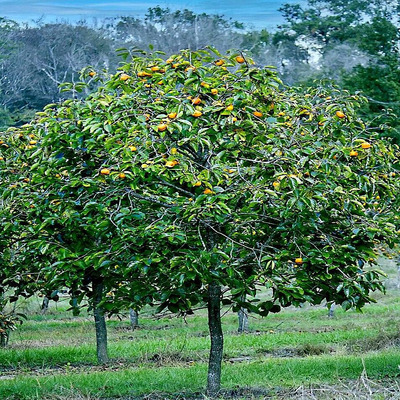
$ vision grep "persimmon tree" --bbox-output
[1,47,399,395]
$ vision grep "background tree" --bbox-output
[109,7,248,54]
[0,8,278,132]
[0,19,117,128]
[275,0,400,140]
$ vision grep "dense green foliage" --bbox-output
[1,47,399,392]
[2,47,399,315]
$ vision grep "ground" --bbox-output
[1,256,400,399]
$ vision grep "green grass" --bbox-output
[1,256,400,399]
[1,351,400,399]
[2,315,397,370]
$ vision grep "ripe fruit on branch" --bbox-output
[137,71,152,78]
[168,112,177,119]
[119,73,131,81]
[253,111,263,117]
[295,258,303,264]
[336,111,345,118]
[203,188,214,194]
[192,111,202,117]
[165,160,178,168]
[361,142,372,149]
[158,124,168,132]
[349,150,358,157]
[192,97,202,105]
[101,168,110,175]
[235,56,245,63]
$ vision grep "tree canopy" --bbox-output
[1,47,399,394]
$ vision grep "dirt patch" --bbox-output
[347,331,400,353]
[141,352,197,366]
[7,340,76,350]
[113,324,172,333]
[108,378,400,399]
[0,360,128,377]
[0,374,16,380]
[0,355,198,378]
[256,343,332,358]
[262,348,299,358]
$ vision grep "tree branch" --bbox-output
[124,189,174,208]
[156,176,194,197]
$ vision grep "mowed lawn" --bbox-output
[1,257,400,399]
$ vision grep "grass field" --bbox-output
[1,257,400,399]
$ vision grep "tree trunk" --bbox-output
[41,296,49,314]
[92,279,109,364]
[328,303,335,318]
[238,308,249,333]
[70,295,79,316]
[238,294,249,333]
[207,281,223,397]
[0,331,9,348]
[129,308,139,330]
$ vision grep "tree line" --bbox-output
[0,0,399,139]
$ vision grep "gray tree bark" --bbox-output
[328,303,335,318]
[238,294,249,333]
[41,296,49,314]
[92,279,109,364]
[129,308,139,330]
[0,331,9,348]
[238,308,249,333]
[206,281,223,397]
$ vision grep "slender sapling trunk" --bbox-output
[238,294,249,333]
[41,296,49,314]
[207,281,223,397]
[0,331,9,348]
[129,308,139,330]
[328,303,335,318]
[92,279,109,364]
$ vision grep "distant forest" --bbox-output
[1,0,399,140]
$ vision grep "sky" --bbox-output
[0,0,305,30]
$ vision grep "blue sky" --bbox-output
[0,0,304,30]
